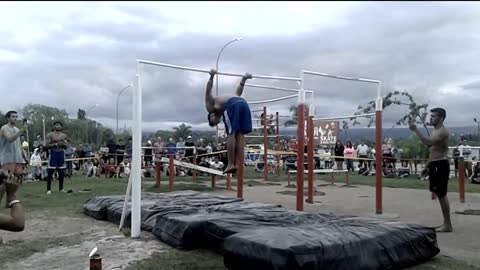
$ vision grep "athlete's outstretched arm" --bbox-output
[235,73,253,96]
[205,69,216,113]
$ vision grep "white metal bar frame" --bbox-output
[244,83,315,112]
[301,69,383,214]
[138,60,302,82]
[312,113,376,121]
[130,59,302,238]
[248,94,298,105]
[302,70,382,105]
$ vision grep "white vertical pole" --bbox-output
[131,62,142,238]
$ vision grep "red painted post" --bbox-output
[192,155,197,182]
[226,173,231,190]
[155,161,161,188]
[211,175,216,188]
[375,110,383,214]
[296,103,305,211]
[307,116,314,204]
[459,156,466,203]
[263,106,268,181]
[276,112,280,177]
[237,135,245,199]
[168,154,174,192]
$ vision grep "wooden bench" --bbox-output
[287,169,350,186]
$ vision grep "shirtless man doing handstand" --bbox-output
[205,69,253,174]
[409,107,452,232]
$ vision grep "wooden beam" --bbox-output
[159,157,224,176]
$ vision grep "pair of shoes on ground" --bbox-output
[46,190,67,195]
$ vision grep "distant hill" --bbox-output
[278,126,478,141]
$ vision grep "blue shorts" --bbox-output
[223,97,252,135]
[48,150,66,169]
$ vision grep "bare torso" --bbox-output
[211,95,236,114]
[430,126,449,161]
[47,131,67,151]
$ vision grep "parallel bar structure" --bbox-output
[312,113,375,121]
[248,94,298,105]
[131,59,302,238]
[302,69,383,214]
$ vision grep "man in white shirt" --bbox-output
[457,138,473,178]
[209,156,224,171]
[356,142,370,169]
[176,137,186,158]
[206,143,213,154]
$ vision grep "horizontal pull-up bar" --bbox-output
[248,94,298,105]
[312,113,375,121]
[137,59,302,82]
[302,70,380,84]
[244,83,315,93]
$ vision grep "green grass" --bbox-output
[3,176,222,217]
[125,250,225,270]
[5,167,478,218]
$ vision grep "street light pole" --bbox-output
[215,37,243,144]
[117,84,133,135]
[41,114,46,146]
[474,118,479,141]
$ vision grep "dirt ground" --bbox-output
[1,178,479,269]
[0,213,169,270]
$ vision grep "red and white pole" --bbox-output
[296,78,306,211]
[375,83,383,214]
[307,115,314,204]
[263,106,268,181]
[276,112,280,176]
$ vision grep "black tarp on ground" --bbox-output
[83,195,125,220]
[223,217,440,270]
[84,191,440,270]
[152,201,287,250]
[203,212,338,251]
[84,191,243,230]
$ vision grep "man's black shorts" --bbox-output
[428,159,450,197]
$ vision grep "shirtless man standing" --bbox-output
[205,69,253,174]
[46,121,69,194]
[409,107,452,232]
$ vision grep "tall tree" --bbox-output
[284,104,309,127]
[77,109,86,120]
[173,123,192,140]
[349,91,431,135]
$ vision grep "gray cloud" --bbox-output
[1,2,479,132]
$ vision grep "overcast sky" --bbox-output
[1,1,479,132]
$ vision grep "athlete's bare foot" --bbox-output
[223,166,237,174]
[436,224,453,233]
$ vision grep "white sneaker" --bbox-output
[46,190,52,195]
